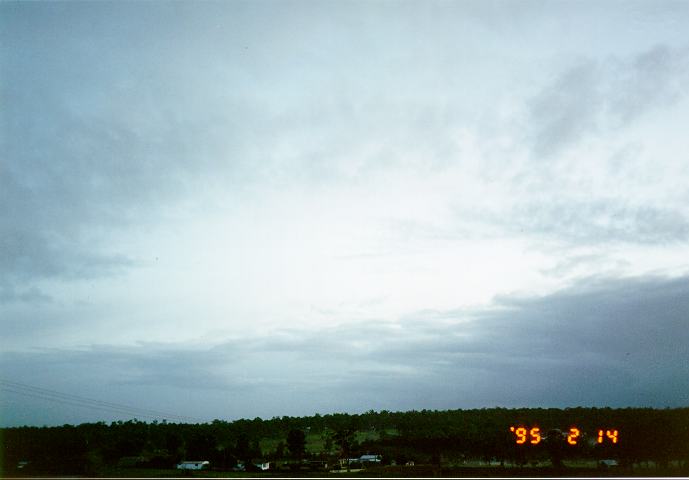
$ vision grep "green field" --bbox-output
[259,428,399,456]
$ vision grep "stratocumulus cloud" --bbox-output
[2,274,688,425]
[1,1,689,426]
[527,45,689,157]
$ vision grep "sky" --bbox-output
[1,0,689,427]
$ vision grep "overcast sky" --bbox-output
[2,0,689,427]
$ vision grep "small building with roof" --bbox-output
[176,460,210,470]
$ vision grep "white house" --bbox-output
[176,460,210,470]
[360,454,382,464]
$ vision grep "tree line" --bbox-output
[1,407,688,475]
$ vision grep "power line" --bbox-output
[0,378,197,419]
[2,386,166,420]
[0,378,203,423]
[0,379,202,423]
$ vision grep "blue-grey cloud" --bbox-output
[0,285,52,305]
[2,274,687,425]
[528,45,689,156]
[3,3,688,303]
[506,200,689,245]
[2,1,689,427]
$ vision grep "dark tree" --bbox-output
[286,428,306,460]
[544,429,566,469]
[334,429,355,471]
[274,441,285,459]
[323,430,333,453]
[234,432,252,464]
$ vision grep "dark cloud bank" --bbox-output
[2,274,687,426]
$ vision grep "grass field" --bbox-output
[97,464,688,478]
[259,428,399,456]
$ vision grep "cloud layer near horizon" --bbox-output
[3,274,688,425]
